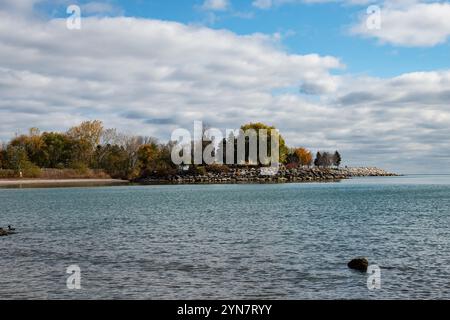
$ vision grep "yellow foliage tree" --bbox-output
[294,147,313,167]
[67,120,104,150]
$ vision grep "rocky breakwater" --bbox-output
[138,167,358,185]
[338,167,398,177]
[138,166,397,185]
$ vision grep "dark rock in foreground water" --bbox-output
[348,258,369,272]
[0,227,16,237]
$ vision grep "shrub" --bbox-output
[22,164,41,178]
[0,169,17,179]
[195,166,207,175]
[39,168,110,179]
[285,163,298,170]
[69,161,89,175]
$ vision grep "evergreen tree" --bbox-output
[314,152,322,167]
[334,151,342,167]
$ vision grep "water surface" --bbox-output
[1,175,449,299]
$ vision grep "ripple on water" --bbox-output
[1,177,450,299]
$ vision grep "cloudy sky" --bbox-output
[1,0,450,173]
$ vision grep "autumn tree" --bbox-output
[137,143,159,172]
[8,128,46,166]
[66,120,105,167]
[294,147,313,167]
[67,120,104,150]
[136,141,176,178]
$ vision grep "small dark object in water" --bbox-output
[348,258,369,272]
[0,226,17,236]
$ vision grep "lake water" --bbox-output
[1,175,450,299]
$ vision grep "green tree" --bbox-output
[6,145,41,177]
[0,142,7,169]
[286,148,300,165]
[314,152,322,167]
[40,132,76,168]
[8,129,46,166]
[239,122,289,165]
[94,144,130,178]
[333,151,342,167]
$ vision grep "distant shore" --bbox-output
[0,179,129,187]
[0,167,398,188]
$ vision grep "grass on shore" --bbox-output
[0,168,111,180]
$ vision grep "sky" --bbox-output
[1,0,450,173]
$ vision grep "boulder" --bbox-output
[348,258,369,272]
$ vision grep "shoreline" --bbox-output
[0,167,398,188]
[0,178,129,187]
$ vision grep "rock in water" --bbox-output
[348,258,369,272]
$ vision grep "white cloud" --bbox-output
[351,2,450,47]
[0,0,43,15]
[201,0,230,11]
[251,0,372,9]
[249,0,450,47]
[0,13,340,139]
[1,10,450,172]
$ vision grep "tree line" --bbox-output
[0,121,176,179]
[314,151,341,168]
[0,121,343,179]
